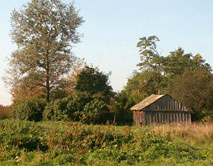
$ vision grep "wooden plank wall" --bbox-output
[133,111,144,126]
[143,95,189,112]
[143,111,191,125]
[133,95,191,126]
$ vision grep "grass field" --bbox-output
[0,120,213,165]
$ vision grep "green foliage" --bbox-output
[123,35,213,121]
[42,91,113,124]
[43,98,69,121]
[10,98,46,122]
[163,48,193,78]
[125,70,166,100]
[7,0,84,102]
[168,66,213,121]
[81,98,108,124]
[0,105,10,120]
[43,91,93,122]
[137,36,162,71]
[66,91,92,121]
[110,92,134,125]
[0,120,213,165]
[75,66,114,103]
[0,120,47,152]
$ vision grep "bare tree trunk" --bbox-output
[46,51,50,103]
[46,76,50,102]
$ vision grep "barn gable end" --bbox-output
[131,94,191,126]
[143,94,189,112]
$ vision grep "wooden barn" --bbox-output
[130,94,191,126]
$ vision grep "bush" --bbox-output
[66,91,92,121]
[0,105,10,120]
[81,98,108,124]
[43,98,69,121]
[1,120,211,165]
[43,92,92,121]
[10,98,46,122]
[0,120,47,151]
[96,111,115,124]
[109,92,134,125]
[42,91,113,124]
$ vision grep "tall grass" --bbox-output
[150,123,213,143]
[0,120,213,165]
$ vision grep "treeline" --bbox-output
[8,41,213,123]
[3,0,213,124]
[124,36,213,121]
[10,65,128,124]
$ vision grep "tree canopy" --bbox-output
[122,35,213,121]
[75,66,114,103]
[7,0,84,102]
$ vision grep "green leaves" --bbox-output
[75,66,114,103]
[125,35,213,121]
[10,98,46,122]
[1,120,211,165]
[137,36,161,71]
[8,0,84,102]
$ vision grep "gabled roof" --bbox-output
[130,94,165,111]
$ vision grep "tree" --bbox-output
[124,70,166,101]
[109,92,134,125]
[65,58,86,93]
[10,78,45,103]
[137,36,164,71]
[168,66,213,121]
[123,35,213,121]
[137,36,165,94]
[192,53,211,71]
[75,66,114,103]
[163,48,193,78]
[7,0,84,102]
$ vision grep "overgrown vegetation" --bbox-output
[122,36,213,121]
[10,98,46,122]
[4,0,213,124]
[1,0,213,165]
[0,105,10,120]
[0,120,212,165]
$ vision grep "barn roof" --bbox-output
[130,94,165,111]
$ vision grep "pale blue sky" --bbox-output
[1,0,213,105]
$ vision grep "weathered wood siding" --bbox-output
[133,111,144,126]
[143,95,189,112]
[133,95,191,126]
[143,111,191,125]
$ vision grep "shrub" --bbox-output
[109,92,134,125]
[0,105,10,120]
[96,111,115,124]
[10,98,46,122]
[81,98,108,124]
[0,120,212,165]
[43,98,69,121]
[42,91,113,124]
[43,91,92,121]
[66,91,92,121]
[0,120,47,151]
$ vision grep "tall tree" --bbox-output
[7,0,83,102]
[75,66,114,103]
[124,70,165,101]
[168,66,213,121]
[137,36,165,94]
[163,48,193,78]
[137,36,164,71]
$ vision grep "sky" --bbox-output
[0,0,213,106]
